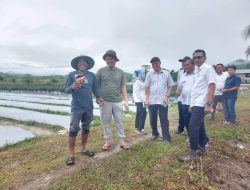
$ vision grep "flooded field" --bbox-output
[0,125,35,147]
[0,91,136,147]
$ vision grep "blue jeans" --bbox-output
[189,106,208,155]
[181,104,191,136]
[224,97,236,124]
[177,101,185,132]
[149,104,171,141]
[135,102,147,131]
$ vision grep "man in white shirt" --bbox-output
[175,58,186,134]
[145,57,174,144]
[179,49,216,162]
[176,57,195,137]
[209,63,228,120]
[133,69,147,134]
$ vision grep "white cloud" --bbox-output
[0,0,249,75]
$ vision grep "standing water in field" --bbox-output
[0,125,35,147]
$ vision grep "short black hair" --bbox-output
[183,59,194,64]
[216,63,224,68]
[150,57,161,63]
[193,49,206,57]
[228,65,237,70]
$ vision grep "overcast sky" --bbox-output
[0,0,249,75]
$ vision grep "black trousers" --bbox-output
[135,102,147,131]
[149,104,171,141]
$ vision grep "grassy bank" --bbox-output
[0,90,249,190]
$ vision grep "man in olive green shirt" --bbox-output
[96,50,129,151]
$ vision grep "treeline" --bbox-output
[0,72,179,95]
[0,73,136,93]
[0,74,66,92]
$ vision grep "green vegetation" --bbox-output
[0,71,179,94]
[0,74,66,92]
[0,72,135,93]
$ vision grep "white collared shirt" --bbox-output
[178,72,195,105]
[133,79,145,103]
[214,72,229,95]
[190,63,216,107]
[177,69,185,102]
[145,69,174,105]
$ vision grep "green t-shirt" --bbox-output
[96,66,126,102]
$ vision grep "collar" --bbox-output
[106,66,116,70]
[152,69,164,74]
[229,74,236,78]
[217,72,223,75]
[185,71,195,76]
[197,62,206,70]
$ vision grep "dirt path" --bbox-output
[19,134,151,190]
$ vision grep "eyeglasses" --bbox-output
[193,56,203,60]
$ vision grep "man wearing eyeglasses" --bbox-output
[179,49,216,162]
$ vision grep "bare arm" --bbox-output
[222,86,240,92]
[122,84,129,110]
[145,86,150,106]
[163,85,173,105]
[176,88,181,97]
[207,83,215,103]
[205,83,215,113]
[166,85,173,97]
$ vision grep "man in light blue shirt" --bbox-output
[145,57,174,144]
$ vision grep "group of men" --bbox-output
[176,50,241,162]
[65,48,241,165]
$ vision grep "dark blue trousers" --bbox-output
[149,104,171,141]
[177,101,185,132]
[181,104,191,136]
[135,102,147,131]
[189,106,208,152]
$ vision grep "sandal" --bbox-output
[81,150,95,157]
[120,143,129,150]
[102,143,111,151]
[66,156,75,165]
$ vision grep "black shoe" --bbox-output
[66,156,75,165]
[151,135,159,141]
[164,140,172,145]
[178,153,196,163]
[196,149,206,156]
[175,130,184,135]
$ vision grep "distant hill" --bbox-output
[0,72,66,78]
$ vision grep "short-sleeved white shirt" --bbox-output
[214,72,229,95]
[178,72,195,105]
[145,69,174,105]
[190,63,216,107]
[133,80,145,103]
[177,69,185,102]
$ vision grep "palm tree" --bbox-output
[242,25,250,41]
[242,25,250,60]
[245,46,250,60]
